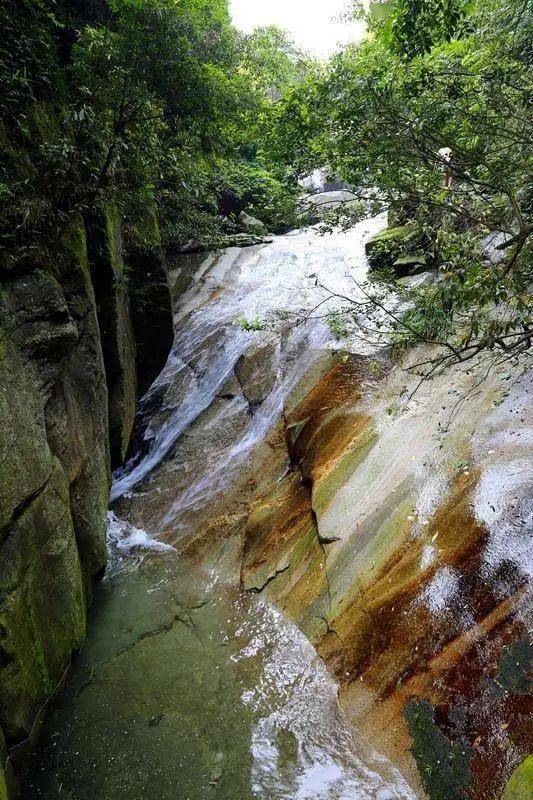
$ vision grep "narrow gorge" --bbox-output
[1,1,531,799]
[3,215,529,800]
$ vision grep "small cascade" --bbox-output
[111,214,387,511]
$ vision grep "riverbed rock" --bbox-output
[234,335,280,405]
[174,232,272,252]
[238,210,268,236]
[91,219,531,800]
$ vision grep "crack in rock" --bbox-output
[247,561,292,594]
[74,611,198,697]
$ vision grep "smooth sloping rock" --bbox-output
[234,335,280,405]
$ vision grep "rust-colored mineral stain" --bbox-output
[318,466,530,800]
[286,358,363,460]
[321,471,485,688]
[285,357,376,508]
[243,473,314,573]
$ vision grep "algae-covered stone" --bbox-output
[397,270,436,288]
[238,210,267,236]
[502,757,533,800]
[404,699,473,800]
[0,462,85,742]
[366,225,409,252]
[365,225,412,270]
[392,254,427,275]
[0,728,8,800]
[0,216,108,754]
[127,208,174,398]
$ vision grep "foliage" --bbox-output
[237,316,266,332]
[0,0,310,271]
[390,0,471,58]
[399,285,455,342]
[269,0,533,374]
[239,25,314,101]
[213,160,299,232]
[327,311,351,340]
[0,1,61,114]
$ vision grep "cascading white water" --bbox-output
[237,600,415,800]
[110,214,387,508]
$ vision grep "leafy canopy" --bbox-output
[266,0,532,374]
[0,0,316,269]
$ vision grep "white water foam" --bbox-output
[106,511,175,553]
[235,600,416,800]
[110,215,387,509]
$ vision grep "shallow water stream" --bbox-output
[23,553,414,800]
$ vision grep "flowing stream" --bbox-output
[22,218,419,799]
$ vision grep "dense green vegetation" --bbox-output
[266,0,532,374]
[0,0,315,272]
[1,0,531,361]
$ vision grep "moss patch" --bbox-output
[502,756,533,800]
[404,699,473,800]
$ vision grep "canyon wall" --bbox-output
[0,208,173,796]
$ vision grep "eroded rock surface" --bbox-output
[241,351,532,800]
[0,222,110,756]
[0,209,173,793]
[108,218,531,799]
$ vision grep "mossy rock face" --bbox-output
[0,462,86,741]
[127,209,174,399]
[365,225,428,273]
[366,225,410,250]
[502,757,533,800]
[0,728,9,800]
[86,207,137,467]
[404,699,473,800]
[238,210,268,236]
[0,215,108,759]
[392,254,427,276]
